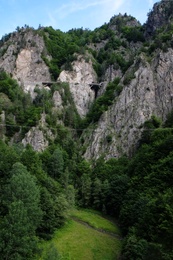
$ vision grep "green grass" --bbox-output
[39,209,122,260]
[70,208,121,235]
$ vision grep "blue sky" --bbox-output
[0,0,159,38]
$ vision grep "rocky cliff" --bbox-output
[0,29,51,98]
[0,29,96,115]
[145,0,173,37]
[0,29,96,151]
[82,0,173,160]
[83,49,173,160]
[0,0,173,159]
[58,55,96,117]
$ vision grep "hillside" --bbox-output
[0,0,173,259]
[1,1,173,160]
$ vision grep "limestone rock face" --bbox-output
[84,49,173,160]
[1,24,173,158]
[0,30,51,98]
[145,1,173,37]
[14,47,50,80]
[22,114,54,152]
[53,91,63,110]
[0,111,6,139]
[0,44,16,74]
[58,56,96,117]
[22,127,49,152]
[14,48,50,94]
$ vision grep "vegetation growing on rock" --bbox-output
[0,1,173,259]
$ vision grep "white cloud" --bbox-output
[47,0,156,31]
[47,12,57,27]
[148,0,155,7]
[45,0,127,30]
[54,0,126,19]
[100,0,127,20]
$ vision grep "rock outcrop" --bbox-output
[22,127,49,151]
[1,1,173,157]
[144,1,173,37]
[22,113,54,151]
[84,49,173,160]
[58,56,96,117]
[0,29,51,98]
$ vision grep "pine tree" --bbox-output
[92,177,102,210]
[49,147,64,179]
[7,162,42,228]
[81,174,91,207]
[0,201,38,260]
[0,162,42,259]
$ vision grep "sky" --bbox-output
[0,0,159,39]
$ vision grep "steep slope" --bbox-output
[83,49,173,160]
[0,28,96,117]
[0,0,173,158]
[81,0,173,160]
[0,28,51,98]
[58,55,96,117]
[144,0,173,37]
[1,1,173,259]
[0,27,96,150]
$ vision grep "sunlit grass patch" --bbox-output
[52,220,121,260]
[70,208,121,235]
[39,209,122,260]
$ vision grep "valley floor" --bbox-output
[39,209,122,260]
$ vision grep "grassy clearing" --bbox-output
[40,219,121,260]
[70,208,121,235]
[39,209,122,260]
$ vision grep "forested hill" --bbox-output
[0,0,173,259]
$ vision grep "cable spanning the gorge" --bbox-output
[0,122,168,132]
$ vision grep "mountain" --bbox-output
[1,1,173,258]
[0,1,173,160]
